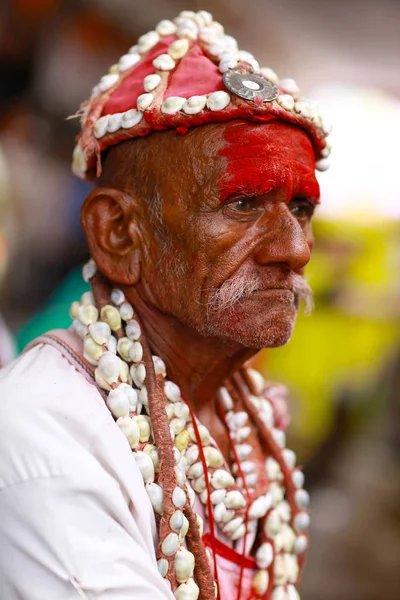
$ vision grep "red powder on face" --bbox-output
[218,120,320,203]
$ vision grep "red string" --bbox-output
[181,392,221,599]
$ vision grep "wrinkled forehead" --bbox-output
[217,120,320,203]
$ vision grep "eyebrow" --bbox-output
[219,175,320,205]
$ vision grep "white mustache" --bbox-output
[208,271,313,314]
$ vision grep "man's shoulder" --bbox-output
[0,342,111,490]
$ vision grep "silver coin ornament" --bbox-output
[223,69,278,103]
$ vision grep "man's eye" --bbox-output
[230,197,258,213]
[289,199,315,222]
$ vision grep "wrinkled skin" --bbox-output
[81,120,319,448]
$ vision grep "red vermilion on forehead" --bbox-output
[218,120,320,203]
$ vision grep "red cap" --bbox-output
[71,10,331,180]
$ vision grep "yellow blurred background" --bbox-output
[0,1,399,599]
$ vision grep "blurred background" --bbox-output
[0,1,399,598]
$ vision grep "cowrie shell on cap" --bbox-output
[156,19,177,36]
[143,73,161,92]
[161,96,186,115]
[93,115,110,138]
[279,77,299,96]
[177,20,198,40]
[221,34,238,52]
[199,26,220,44]
[153,54,175,71]
[316,158,330,172]
[177,10,196,20]
[91,84,100,98]
[121,109,143,129]
[98,73,119,92]
[197,10,213,26]
[207,91,230,111]
[107,113,123,133]
[236,49,255,62]
[295,100,312,118]
[182,96,207,115]
[321,144,331,158]
[168,38,190,60]
[208,41,229,58]
[219,56,237,73]
[118,53,140,72]
[137,93,154,111]
[72,144,87,178]
[260,66,279,84]
[277,94,295,111]
[138,30,160,53]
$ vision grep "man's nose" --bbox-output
[253,208,311,272]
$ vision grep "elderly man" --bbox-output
[0,10,330,600]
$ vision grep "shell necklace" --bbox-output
[69,260,310,600]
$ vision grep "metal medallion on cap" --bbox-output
[223,69,278,103]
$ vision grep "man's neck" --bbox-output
[123,286,256,415]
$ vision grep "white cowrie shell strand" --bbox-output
[70,256,309,597]
[161,532,179,556]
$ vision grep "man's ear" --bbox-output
[80,187,141,285]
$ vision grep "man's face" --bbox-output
[135,120,319,349]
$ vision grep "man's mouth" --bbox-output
[247,288,296,302]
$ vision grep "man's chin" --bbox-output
[201,300,298,349]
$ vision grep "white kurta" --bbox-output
[0,344,175,599]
